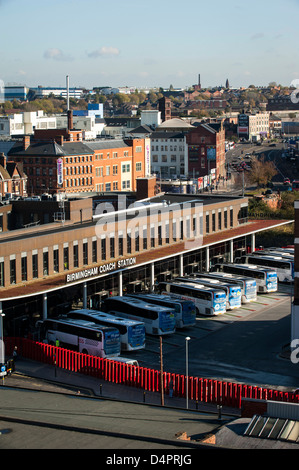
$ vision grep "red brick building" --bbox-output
[0,153,27,198]
[7,130,149,196]
[186,122,226,180]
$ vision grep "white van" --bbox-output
[109,357,139,367]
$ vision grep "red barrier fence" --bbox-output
[4,337,299,409]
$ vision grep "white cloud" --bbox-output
[250,33,265,40]
[43,48,73,62]
[87,47,120,58]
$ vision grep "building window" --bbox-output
[110,237,115,258]
[151,226,155,248]
[83,242,88,265]
[165,223,169,244]
[135,229,139,252]
[73,244,79,268]
[118,236,123,256]
[143,228,147,250]
[136,162,142,171]
[32,254,38,278]
[206,214,210,234]
[218,212,222,231]
[172,220,177,241]
[212,213,216,232]
[92,240,97,263]
[10,259,16,284]
[101,238,106,261]
[64,247,69,270]
[113,165,118,175]
[21,256,27,282]
[43,252,49,276]
[0,261,4,287]
[127,234,132,254]
[53,249,59,273]
[105,183,111,192]
[158,225,162,246]
[230,209,233,228]
[122,164,130,173]
[224,210,227,229]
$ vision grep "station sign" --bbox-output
[66,257,137,283]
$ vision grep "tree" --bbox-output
[248,156,277,187]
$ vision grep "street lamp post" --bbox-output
[185,336,190,409]
[0,312,5,366]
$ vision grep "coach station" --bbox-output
[0,181,292,338]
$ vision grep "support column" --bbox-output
[251,233,256,253]
[230,240,234,263]
[42,293,47,320]
[206,247,210,272]
[83,282,87,309]
[118,271,123,296]
[150,262,155,292]
[179,254,183,276]
[0,301,4,366]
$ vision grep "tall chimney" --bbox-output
[67,110,73,131]
[66,75,69,111]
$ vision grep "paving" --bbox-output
[0,358,237,450]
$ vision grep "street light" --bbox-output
[0,312,5,366]
[185,336,190,409]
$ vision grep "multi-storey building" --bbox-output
[0,111,57,137]
[150,131,188,178]
[7,124,150,195]
[0,153,27,199]
[186,122,226,180]
[238,112,270,141]
[0,190,291,337]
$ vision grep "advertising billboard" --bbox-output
[57,158,63,186]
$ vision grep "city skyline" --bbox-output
[1,0,299,90]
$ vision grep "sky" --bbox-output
[1,0,299,90]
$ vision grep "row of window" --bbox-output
[65,177,93,187]
[1,216,204,286]
[206,209,233,233]
[65,166,92,175]
[95,179,131,192]
[94,151,130,160]
[152,155,185,163]
[152,146,185,152]
[65,156,93,163]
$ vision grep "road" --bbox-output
[226,140,298,191]
[131,284,299,391]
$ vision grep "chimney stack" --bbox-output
[67,110,73,131]
[23,135,30,150]
[0,152,6,169]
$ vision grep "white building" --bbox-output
[56,115,105,140]
[30,86,83,100]
[141,110,161,128]
[238,112,270,140]
[0,111,56,137]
